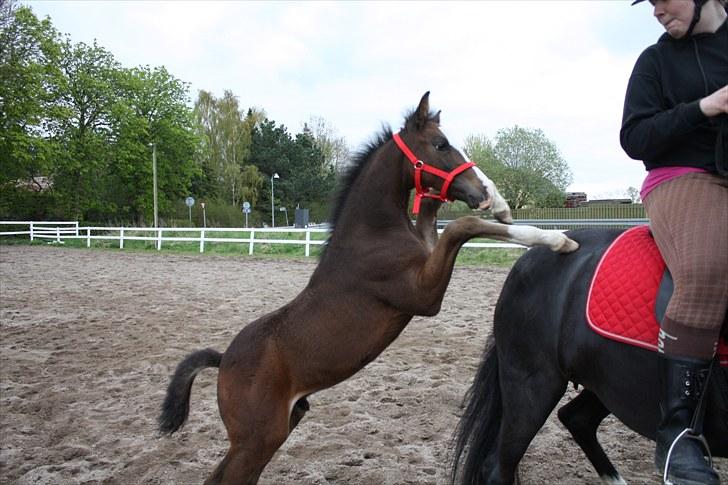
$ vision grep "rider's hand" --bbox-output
[699,84,728,117]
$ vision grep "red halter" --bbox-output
[392,132,475,214]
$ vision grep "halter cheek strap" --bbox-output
[392,132,475,214]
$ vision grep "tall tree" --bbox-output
[250,120,335,220]
[494,126,572,191]
[463,134,500,177]
[465,127,573,209]
[193,90,263,206]
[289,130,336,208]
[109,65,201,222]
[50,39,120,219]
[2,6,204,223]
[304,115,350,173]
[626,186,641,203]
[238,164,263,209]
[0,3,62,217]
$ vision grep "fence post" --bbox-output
[74,221,79,237]
[120,227,124,249]
[56,226,61,243]
[305,229,311,257]
[199,229,205,253]
[248,230,255,255]
[157,229,162,251]
[87,227,91,248]
[30,222,34,241]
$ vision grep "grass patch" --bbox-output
[2,229,525,267]
[3,234,522,267]
[456,246,525,267]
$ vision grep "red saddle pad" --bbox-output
[586,226,727,366]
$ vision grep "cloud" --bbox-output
[28,0,664,197]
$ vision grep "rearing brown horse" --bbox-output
[158,92,578,484]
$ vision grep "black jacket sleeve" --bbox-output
[619,50,707,162]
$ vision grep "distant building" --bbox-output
[581,198,632,206]
[564,192,587,208]
[15,176,52,192]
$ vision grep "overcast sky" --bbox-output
[27,0,665,199]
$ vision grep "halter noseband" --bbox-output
[392,132,475,214]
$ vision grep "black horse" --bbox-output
[451,227,728,485]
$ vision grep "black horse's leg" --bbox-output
[558,390,626,484]
[489,358,568,484]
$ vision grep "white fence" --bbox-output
[0,219,649,256]
[0,221,80,239]
[0,221,527,256]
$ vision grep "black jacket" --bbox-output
[620,19,728,173]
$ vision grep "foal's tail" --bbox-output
[158,348,222,435]
[450,336,502,485]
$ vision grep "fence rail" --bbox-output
[436,218,648,230]
[437,204,647,222]
[0,219,649,256]
[0,221,80,239]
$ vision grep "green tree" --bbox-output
[49,39,120,219]
[193,90,263,207]
[289,130,336,209]
[2,6,203,223]
[463,133,501,177]
[304,115,350,173]
[238,164,263,209]
[250,120,335,221]
[109,65,201,223]
[465,126,573,209]
[0,3,63,218]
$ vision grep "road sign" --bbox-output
[185,196,195,208]
[242,201,251,214]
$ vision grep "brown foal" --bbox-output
[159,92,578,484]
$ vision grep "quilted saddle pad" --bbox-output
[586,226,727,366]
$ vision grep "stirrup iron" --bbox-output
[662,426,714,485]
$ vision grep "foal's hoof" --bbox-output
[555,235,579,253]
[493,209,513,224]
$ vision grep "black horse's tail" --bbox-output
[451,336,502,485]
[158,348,222,435]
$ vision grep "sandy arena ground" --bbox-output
[1,245,726,484]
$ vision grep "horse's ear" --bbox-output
[414,91,431,131]
[404,91,432,132]
[433,110,441,125]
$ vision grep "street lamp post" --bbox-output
[150,142,158,228]
[270,173,280,227]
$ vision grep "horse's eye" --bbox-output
[433,137,450,151]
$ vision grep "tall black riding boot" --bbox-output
[655,355,720,485]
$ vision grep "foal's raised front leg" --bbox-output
[414,198,443,253]
[410,217,578,312]
[426,216,578,272]
[488,220,579,252]
[472,167,513,224]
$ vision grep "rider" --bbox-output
[621,0,728,483]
